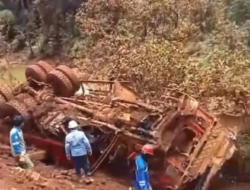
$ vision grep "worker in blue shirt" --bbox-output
[65,120,92,179]
[10,115,34,169]
[134,144,154,190]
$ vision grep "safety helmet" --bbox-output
[68,120,78,129]
[62,117,73,126]
[141,144,154,155]
[13,115,24,126]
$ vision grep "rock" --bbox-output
[14,167,24,172]
[27,171,40,181]
[101,181,106,185]
[68,169,75,175]
[60,170,68,175]
[15,177,24,184]
[84,178,93,185]
[51,173,56,178]
[36,182,48,188]
[27,186,36,190]
[10,188,18,190]
[54,175,63,179]
[63,180,75,189]
[63,176,71,180]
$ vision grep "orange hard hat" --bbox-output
[141,144,154,155]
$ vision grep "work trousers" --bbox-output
[72,155,91,176]
[133,186,152,190]
[15,154,34,169]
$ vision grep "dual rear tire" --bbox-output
[25,61,80,97]
[47,65,80,97]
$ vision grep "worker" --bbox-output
[10,115,34,169]
[134,144,154,190]
[65,120,92,179]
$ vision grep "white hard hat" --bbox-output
[68,120,78,129]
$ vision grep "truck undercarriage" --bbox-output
[0,61,238,190]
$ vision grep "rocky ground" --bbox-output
[0,147,128,190]
[0,148,249,190]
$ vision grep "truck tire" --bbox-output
[15,93,38,108]
[0,95,5,102]
[26,65,47,83]
[0,103,17,118]
[8,99,28,116]
[35,61,54,76]
[0,84,13,101]
[47,69,74,97]
[55,65,80,91]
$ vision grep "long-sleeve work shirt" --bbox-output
[9,126,26,157]
[134,155,152,190]
[65,129,92,158]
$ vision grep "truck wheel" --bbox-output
[0,103,17,118]
[26,64,47,83]
[0,84,13,101]
[55,65,80,91]
[0,95,5,103]
[15,93,38,108]
[7,99,28,116]
[47,69,74,97]
[35,61,54,76]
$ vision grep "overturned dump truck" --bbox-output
[0,61,238,190]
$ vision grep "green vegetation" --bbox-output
[74,0,250,115]
[0,0,250,115]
